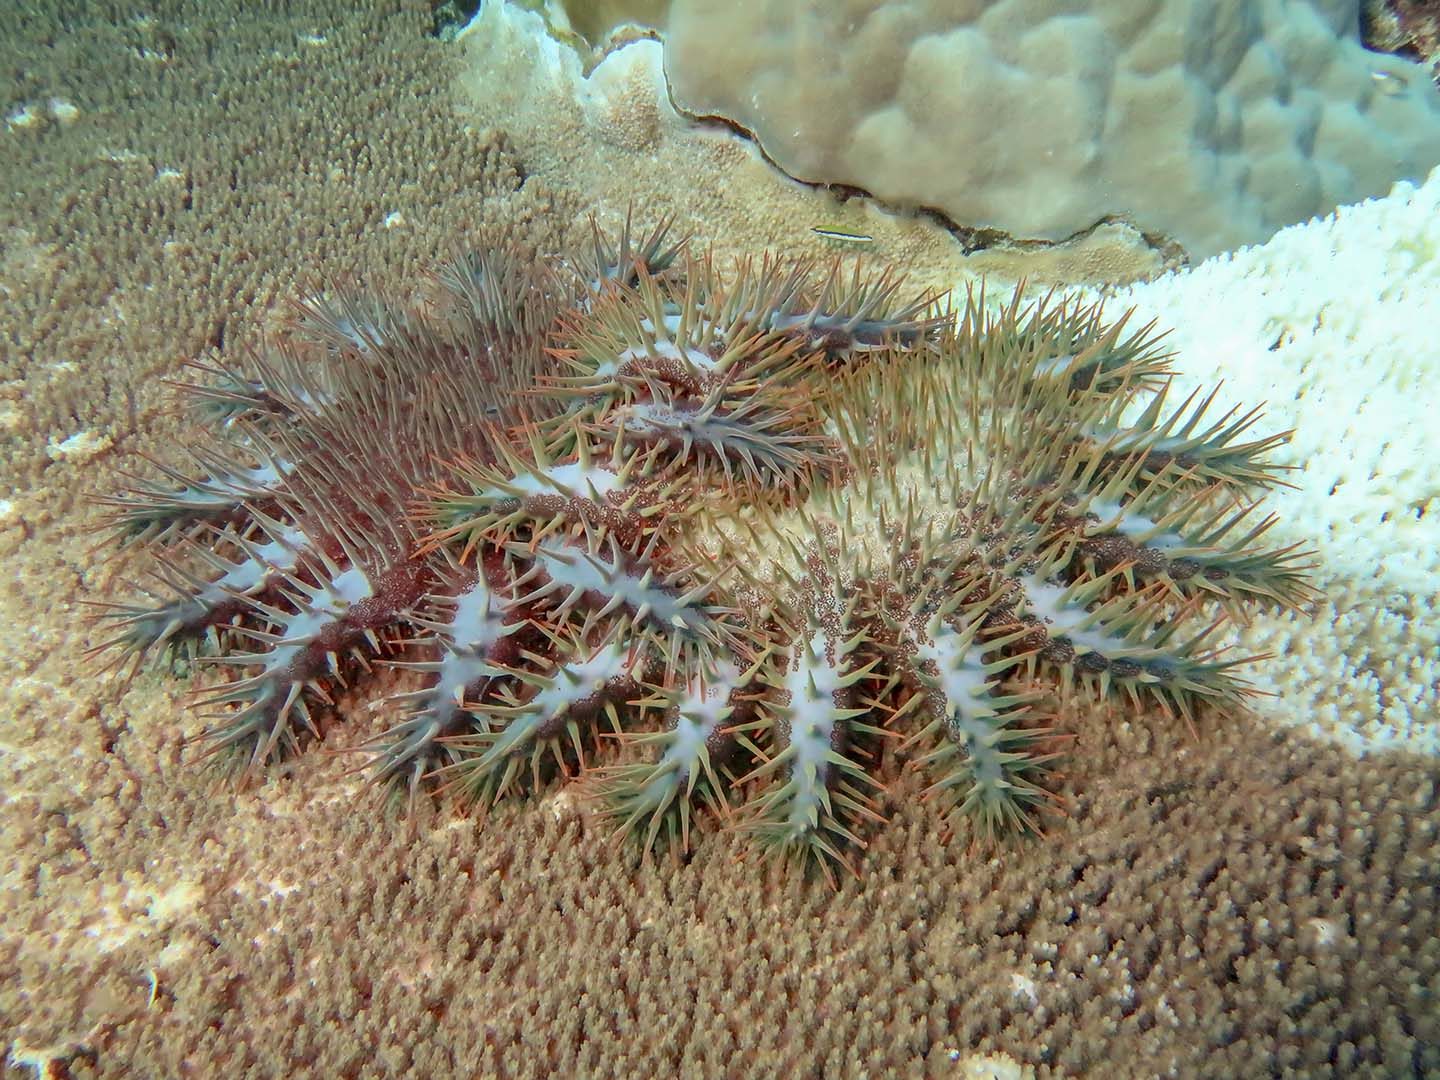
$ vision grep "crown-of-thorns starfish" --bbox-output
[90,218,1314,886]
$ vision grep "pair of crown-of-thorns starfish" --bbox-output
[93,216,1313,885]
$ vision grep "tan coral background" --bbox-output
[2,3,1437,1078]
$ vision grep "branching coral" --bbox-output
[91,220,1313,885]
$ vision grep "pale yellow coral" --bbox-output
[454,1,1169,288]
[665,0,1440,257]
[530,0,1440,259]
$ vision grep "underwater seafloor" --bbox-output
[1,2,1437,1077]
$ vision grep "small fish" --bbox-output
[810,227,874,244]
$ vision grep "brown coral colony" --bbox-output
[92,217,1314,885]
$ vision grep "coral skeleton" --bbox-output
[91,219,1313,884]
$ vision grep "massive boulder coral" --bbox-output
[535,0,1440,259]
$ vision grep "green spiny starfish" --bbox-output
[90,218,1313,886]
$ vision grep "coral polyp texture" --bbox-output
[648,0,1440,258]
[93,220,1312,884]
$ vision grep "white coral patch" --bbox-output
[1109,165,1440,753]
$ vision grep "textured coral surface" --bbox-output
[2,3,1437,1078]
[1112,166,1440,755]
[450,1,1177,287]
[657,0,1440,257]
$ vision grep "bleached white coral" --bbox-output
[1112,165,1440,753]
